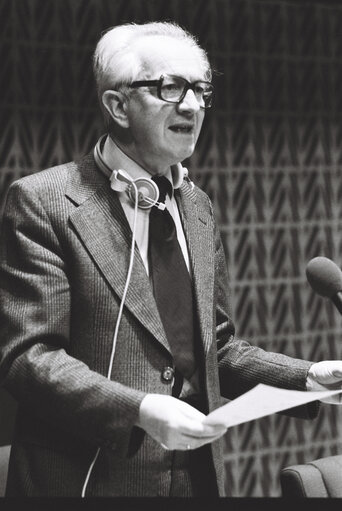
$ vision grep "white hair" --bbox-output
[93,21,211,128]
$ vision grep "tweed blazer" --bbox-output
[0,153,316,497]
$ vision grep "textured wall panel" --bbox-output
[2,0,342,497]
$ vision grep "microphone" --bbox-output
[306,256,342,314]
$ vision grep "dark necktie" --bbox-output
[148,176,196,387]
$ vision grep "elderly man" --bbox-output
[1,21,342,497]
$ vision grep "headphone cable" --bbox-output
[81,182,139,498]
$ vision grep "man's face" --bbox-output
[121,36,207,175]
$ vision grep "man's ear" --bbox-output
[102,90,130,129]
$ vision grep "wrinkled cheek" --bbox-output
[131,123,154,148]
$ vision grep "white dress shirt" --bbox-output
[102,136,190,277]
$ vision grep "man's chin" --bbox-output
[173,145,196,162]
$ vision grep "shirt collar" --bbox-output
[102,135,183,192]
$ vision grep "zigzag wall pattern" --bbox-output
[1,0,342,497]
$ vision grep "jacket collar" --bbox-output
[176,184,215,355]
[66,153,171,354]
[65,152,215,356]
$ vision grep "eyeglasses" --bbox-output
[129,74,214,109]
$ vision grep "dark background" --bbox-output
[1,0,342,496]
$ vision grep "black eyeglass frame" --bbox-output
[129,74,214,109]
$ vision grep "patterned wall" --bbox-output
[2,0,342,497]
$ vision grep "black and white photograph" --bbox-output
[1,0,342,508]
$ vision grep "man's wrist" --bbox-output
[306,368,316,391]
[306,363,325,391]
[134,393,149,428]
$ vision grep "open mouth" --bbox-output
[169,125,194,134]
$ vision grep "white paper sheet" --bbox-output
[203,384,342,427]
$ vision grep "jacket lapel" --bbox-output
[176,183,215,355]
[65,154,171,355]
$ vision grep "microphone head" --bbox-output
[306,256,342,298]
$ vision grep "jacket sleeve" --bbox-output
[0,179,146,454]
[209,201,319,420]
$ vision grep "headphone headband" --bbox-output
[93,135,194,209]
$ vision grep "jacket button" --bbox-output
[161,366,174,382]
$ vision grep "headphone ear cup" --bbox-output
[94,136,163,208]
[128,178,159,209]
[110,169,133,192]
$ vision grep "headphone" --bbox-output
[94,134,194,210]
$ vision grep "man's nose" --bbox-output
[177,89,201,113]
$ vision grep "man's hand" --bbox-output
[307,361,342,404]
[136,394,227,450]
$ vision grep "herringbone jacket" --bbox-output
[0,153,315,496]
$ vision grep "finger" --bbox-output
[173,401,206,421]
[182,427,227,440]
[160,430,226,451]
[176,419,224,438]
[182,427,227,444]
[180,431,228,451]
[316,381,342,391]
[320,394,342,405]
[176,444,192,451]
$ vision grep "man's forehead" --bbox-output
[133,35,206,80]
